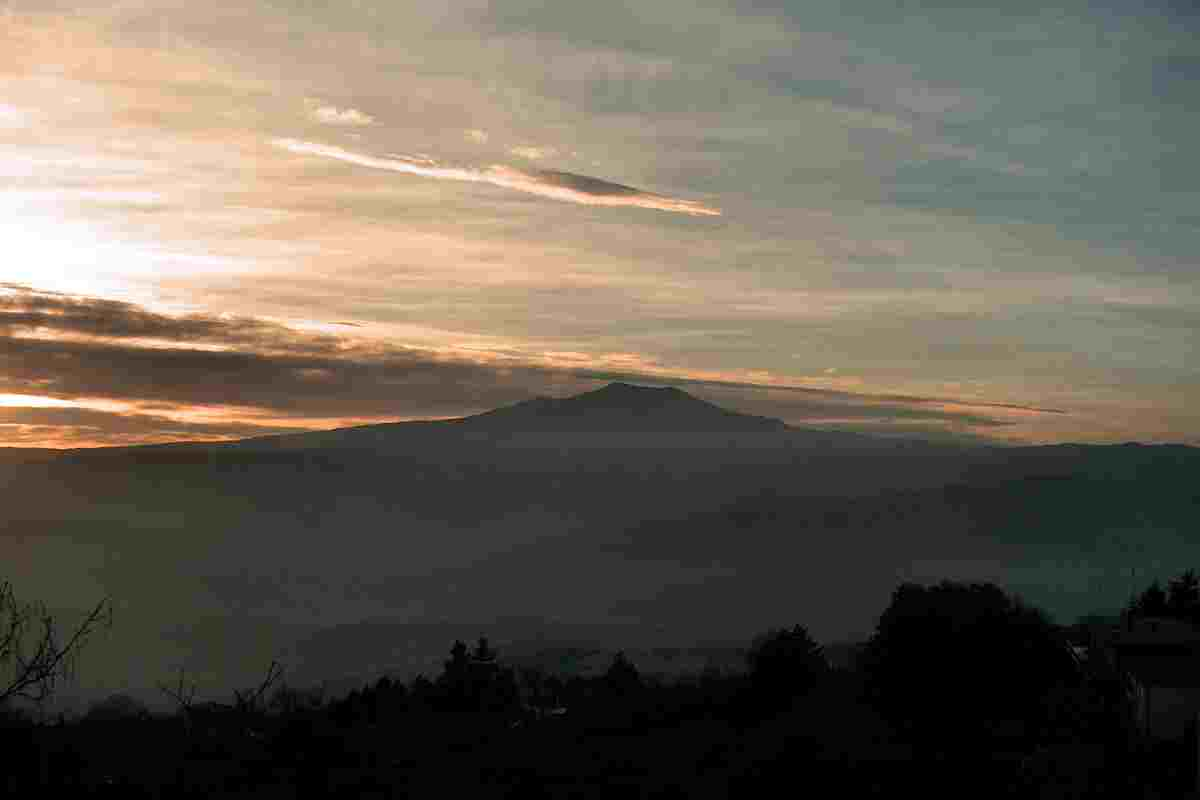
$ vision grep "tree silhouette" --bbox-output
[862,581,1079,747]
[603,651,642,698]
[436,637,518,712]
[445,640,470,675]
[1167,569,1200,621]
[472,637,517,711]
[437,640,473,709]
[745,625,827,700]
[1130,580,1169,618]
[471,636,499,683]
[83,693,150,723]
[1125,569,1200,625]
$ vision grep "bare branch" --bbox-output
[233,660,284,713]
[158,666,198,712]
[0,581,111,707]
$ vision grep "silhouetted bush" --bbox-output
[861,580,1081,750]
[745,624,827,703]
[83,693,150,723]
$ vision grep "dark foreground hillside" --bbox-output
[3,580,1197,799]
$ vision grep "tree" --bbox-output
[603,651,642,697]
[83,693,150,723]
[0,580,110,708]
[1125,570,1200,625]
[442,640,470,682]
[271,681,326,716]
[436,638,518,712]
[472,637,497,665]
[1130,580,1169,618]
[1167,570,1200,621]
[437,639,472,709]
[232,659,284,714]
[745,624,827,700]
[471,636,499,682]
[862,581,1079,747]
[159,660,282,743]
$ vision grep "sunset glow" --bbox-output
[0,3,1196,447]
[5,7,1200,776]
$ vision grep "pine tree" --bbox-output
[603,651,642,697]
[471,637,499,679]
[1132,580,1169,618]
[1167,570,1200,621]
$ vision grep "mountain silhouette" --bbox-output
[209,382,790,451]
[458,382,789,433]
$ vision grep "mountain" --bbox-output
[459,382,790,433]
[224,382,792,451]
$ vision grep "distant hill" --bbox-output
[460,382,790,433]
[0,447,61,462]
[216,381,794,451]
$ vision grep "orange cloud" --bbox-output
[0,285,1078,448]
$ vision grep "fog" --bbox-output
[2,392,1197,713]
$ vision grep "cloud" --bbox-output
[271,138,721,216]
[510,145,557,160]
[0,285,1059,447]
[306,102,375,127]
[0,286,318,352]
[0,103,31,128]
[0,406,298,447]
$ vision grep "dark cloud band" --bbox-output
[0,285,1060,446]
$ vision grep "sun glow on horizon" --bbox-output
[0,3,1193,447]
[0,394,80,409]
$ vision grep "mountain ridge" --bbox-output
[200,381,794,452]
[13,382,1199,457]
[458,382,790,433]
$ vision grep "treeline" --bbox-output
[1126,568,1200,624]
[0,580,1189,798]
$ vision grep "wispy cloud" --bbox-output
[306,102,375,127]
[271,139,721,216]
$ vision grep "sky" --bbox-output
[2,0,1199,447]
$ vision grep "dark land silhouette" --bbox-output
[2,383,1200,795]
[3,577,1197,797]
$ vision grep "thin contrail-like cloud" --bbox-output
[271,138,721,217]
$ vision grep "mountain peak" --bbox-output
[461,382,788,433]
[582,382,687,400]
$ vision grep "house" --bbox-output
[1110,616,1200,741]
